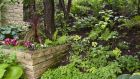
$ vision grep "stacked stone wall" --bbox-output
[1,44,70,79]
[0,0,25,25]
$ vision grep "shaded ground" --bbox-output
[119,27,140,58]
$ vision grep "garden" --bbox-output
[0,0,140,79]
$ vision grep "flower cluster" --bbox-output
[4,38,18,46]
[23,41,33,48]
[4,38,33,48]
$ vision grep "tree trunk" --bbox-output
[66,0,72,19]
[59,0,72,20]
[29,0,36,19]
[59,0,66,15]
[43,0,55,39]
[138,0,140,15]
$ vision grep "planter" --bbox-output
[1,44,70,79]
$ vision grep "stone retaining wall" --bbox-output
[0,0,25,25]
[1,44,70,79]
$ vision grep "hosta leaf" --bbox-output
[0,64,9,70]
[0,69,6,79]
[117,74,131,79]
[133,72,140,76]
[3,65,23,79]
[0,34,5,40]
[11,31,17,35]
[0,64,9,79]
[129,75,140,79]
[1,30,11,34]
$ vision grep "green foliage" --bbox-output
[99,10,114,22]
[42,37,123,79]
[0,69,6,79]
[117,41,129,50]
[0,64,23,79]
[56,35,68,45]
[89,24,118,41]
[89,10,118,41]
[41,64,86,79]
[0,51,16,64]
[112,48,121,58]
[133,72,140,75]
[117,74,131,79]
[41,61,121,79]
[41,31,140,79]
[44,39,53,46]
[89,21,108,40]
[73,16,98,30]
[45,35,68,47]
[0,51,23,79]
[105,0,138,15]
[123,16,140,28]
[117,74,140,79]
[71,0,103,16]
[89,28,101,40]
[86,46,111,67]
[99,28,118,41]
[129,75,140,79]
[0,25,27,40]
[117,55,140,72]
[3,66,23,79]
[91,62,121,79]
[0,64,9,79]
[1,0,140,79]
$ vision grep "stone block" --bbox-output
[1,44,70,79]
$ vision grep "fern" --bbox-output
[89,27,102,40]
[99,28,118,41]
[123,16,140,28]
[56,35,68,45]
[71,0,103,15]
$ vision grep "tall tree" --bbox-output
[59,0,72,20]
[138,0,140,15]
[43,0,55,39]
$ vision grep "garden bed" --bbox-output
[1,44,70,79]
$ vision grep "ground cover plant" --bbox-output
[0,50,23,79]
[41,0,140,79]
[0,0,140,79]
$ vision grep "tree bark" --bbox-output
[43,0,55,39]
[66,0,72,19]
[29,0,36,20]
[59,0,72,20]
[59,0,66,15]
[138,0,140,15]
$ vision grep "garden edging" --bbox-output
[1,44,70,79]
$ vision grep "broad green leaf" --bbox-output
[117,74,131,79]
[1,30,11,34]
[0,64,9,70]
[133,72,140,76]
[0,64,9,79]
[0,69,6,79]
[129,75,140,79]
[0,34,5,40]
[3,66,23,79]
